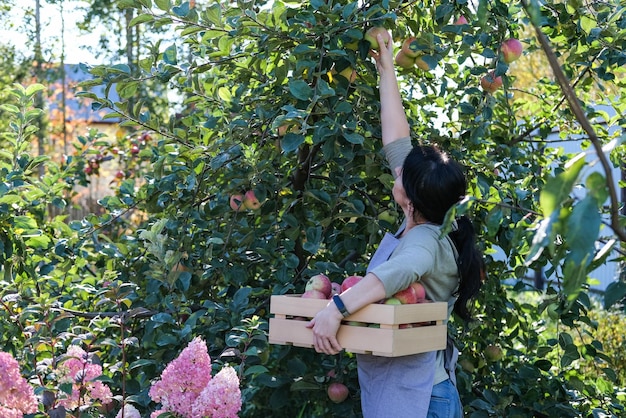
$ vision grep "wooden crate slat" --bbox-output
[269,294,448,357]
[270,295,447,324]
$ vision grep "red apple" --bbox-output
[243,190,261,210]
[454,15,468,25]
[363,27,391,51]
[480,72,503,93]
[229,194,244,211]
[395,50,415,69]
[330,282,341,296]
[341,275,363,292]
[305,274,332,298]
[277,124,291,136]
[301,289,328,299]
[327,382,349,403]
[500,38,523,64]
[410,282,426,301]
[400,37,420,58]
[393,286,419,304]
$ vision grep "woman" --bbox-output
[307,32,484,417]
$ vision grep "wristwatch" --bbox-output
[332,294,351,318]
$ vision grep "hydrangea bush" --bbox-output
[0,352,38,418]
[150,337,242,418]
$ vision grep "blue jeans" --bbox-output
[427,379,463,418]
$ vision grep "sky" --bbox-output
[1,1,102,65]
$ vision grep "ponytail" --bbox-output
[449,216,484,321]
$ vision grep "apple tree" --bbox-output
[6,0,625,416]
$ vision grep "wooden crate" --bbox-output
[269,294,447,357]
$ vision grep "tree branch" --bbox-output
[521,0,626,242]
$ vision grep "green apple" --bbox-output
[384,297,402,305]
[364,26,390,51]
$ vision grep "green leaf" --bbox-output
[562,258,589,303]
[13,216,38,230]
[154,0,171,10]
[342,131,364,145]
[0,104,20,114]
[560,342,580,368]
[205,4,222,26]
[585,172,608,203]
[173,2,190,17]
[565,194,601,264]
[25,83,45,96]
[580,15,596,35]
[290,380,320,391]
[603,281,626,309]
[288,80,313,101]
[280,133,304,153]
[539,155,585,217]
[129,13,154,27]
[244,365,269,376]
[163,44,178,65]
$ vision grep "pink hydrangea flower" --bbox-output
[149,337,242,418]
[191,366,241,418]
[0,352,38,415]
[56,345,113,410]
[149,337,213,417]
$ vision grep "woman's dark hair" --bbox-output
[402,145,484,321]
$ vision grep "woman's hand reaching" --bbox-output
[370,31,395,76]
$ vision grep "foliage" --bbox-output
[1,0,626,417]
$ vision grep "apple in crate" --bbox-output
[393,286,419,304]
[384,297,402,305]
[330,282,341,296]
[305,273,332,298]
[301,289,328,299]
[410,282,426,301]
[341,275,363,292]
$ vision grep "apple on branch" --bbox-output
[243,190,262,210]
[327,382,349,403]
[333,65,357,83]
[484,344,504,362]
[500,38,523,64]
[480,71,503,93]
[395,50,415,70]
[363,26,391,51]
[414,55,431,71]
[400,37,420,58]
[454,15,468,25]
[229,194,244,212]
